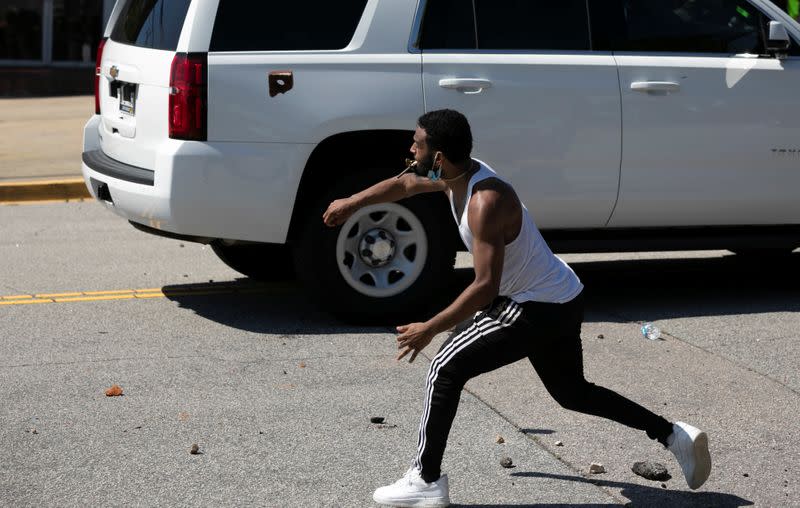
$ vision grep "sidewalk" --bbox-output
[0,96,92,201]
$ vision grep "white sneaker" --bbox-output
[667,421,712,489]
[372,467,450,507]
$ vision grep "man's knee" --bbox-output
[431,362,468,392]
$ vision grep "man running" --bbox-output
[323,109,711,507]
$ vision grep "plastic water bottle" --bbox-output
[641,323,661,341]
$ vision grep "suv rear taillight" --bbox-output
[94,38,107,114]
[169,52,208,141]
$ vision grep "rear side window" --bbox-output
[475,0,591,50]
[420,0,477,50]
[110,0,192,51]
[615,0,765,54]
[420,0,591,51]
[210,1,369,51]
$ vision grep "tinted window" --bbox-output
[210,1,368,51]
[617,0,765,53]
[111,0,192,51]
[475,0,591,50]
[588,0,627,51]
[419,0,477,50]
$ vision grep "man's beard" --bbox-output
[415,153,438,177]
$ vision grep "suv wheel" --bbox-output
[295,172,457,323]
[211,241,296,281]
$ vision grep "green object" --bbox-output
[790,0,799,20]
[736,6,750,18]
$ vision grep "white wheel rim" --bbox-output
[335,203,428,298]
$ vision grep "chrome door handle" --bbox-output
[631,81,681,93]
[439,78,492,95]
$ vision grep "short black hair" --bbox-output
[417,109,473,164]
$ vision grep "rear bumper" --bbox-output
[82,150,155,186]
[80,115,312,244]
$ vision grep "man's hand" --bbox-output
[396,322,436,363]
[323,198,355,227]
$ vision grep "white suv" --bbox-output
[82,0,800,320]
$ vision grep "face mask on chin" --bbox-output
[416,152,442,181]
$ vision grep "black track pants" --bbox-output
[412,292,674,483]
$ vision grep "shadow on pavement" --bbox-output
[573,252,799,323]
[163,253,798,332]
[520,428,556,435]
[452,504,617,507]
[504,471,753,508]
[162,279,390,335]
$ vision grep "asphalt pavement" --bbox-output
[1,201,798,507]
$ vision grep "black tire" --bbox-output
[211,241,296,281]
[294,170,458,323]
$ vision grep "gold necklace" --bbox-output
[442,171,469,183]
[442,162,477,183]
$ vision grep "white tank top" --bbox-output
[448,160,583,304]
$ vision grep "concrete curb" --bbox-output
[0,178,91,203]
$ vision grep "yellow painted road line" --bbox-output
[0,284,271,307]
[134,292,165,299]
[0,299,52,306]
[82,289,136,296]
[53,294,137,303]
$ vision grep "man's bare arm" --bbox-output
[323,173,446,227]
[397,189,507,361]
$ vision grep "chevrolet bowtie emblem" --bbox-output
[110,65,119,79]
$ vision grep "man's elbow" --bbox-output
[473,280,500,306]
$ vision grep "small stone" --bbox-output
[299,362,306,368]
[555,440,564,447]
[500,457,514,468]
[370,417,385,424]
[661,483,667,489]
[179,244,185,248]
[589,462,606,474]
[496,435,505,444]
[190,444,200,455]
[282,370,287,375]
[597,334,604,339]
[631,461,671,481]
[743,473,749,477]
